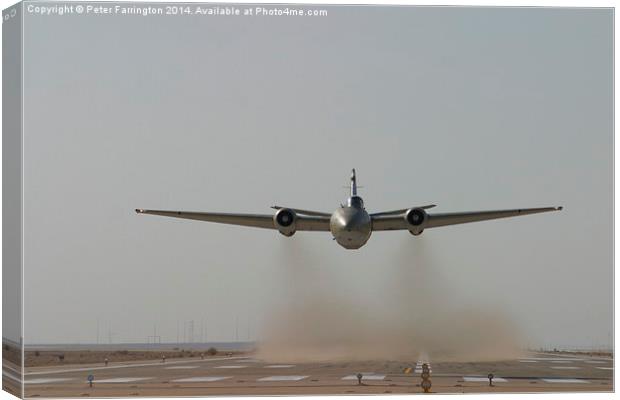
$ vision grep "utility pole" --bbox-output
[189,320,194,343]
[147,323,161,345]
[200,319,204,343]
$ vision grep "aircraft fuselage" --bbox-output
[330,195,372,249]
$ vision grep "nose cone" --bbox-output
[330,208,372,249]
[331,207,355,230]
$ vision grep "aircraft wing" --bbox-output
[271,206,331,217]
[135,209,331,231]
[372,206,563,231]
[370,204,436,217]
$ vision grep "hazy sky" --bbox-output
[19,5,612,350]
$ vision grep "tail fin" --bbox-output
[350,168,357,196]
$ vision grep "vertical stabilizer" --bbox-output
[350,169,357,196]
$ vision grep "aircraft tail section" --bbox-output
[351,168,357,196]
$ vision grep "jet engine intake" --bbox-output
[274,208,297,236]
[405,207,428,236]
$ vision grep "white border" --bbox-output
[5,0,619,5]
[0,1,616,400]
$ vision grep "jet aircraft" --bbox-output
[136,169,562,249]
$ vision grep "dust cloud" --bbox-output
[257,237,522,363]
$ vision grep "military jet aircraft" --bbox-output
[136,169,562,249]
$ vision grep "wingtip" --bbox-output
[135,208,145,214]
[557,206,563,211]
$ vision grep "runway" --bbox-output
[18,352,613,397]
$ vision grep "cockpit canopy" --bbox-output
[347,196,364,209]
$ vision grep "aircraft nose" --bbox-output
[334,215,353,231]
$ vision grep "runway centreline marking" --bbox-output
[165,366,199,369]
[342,375,385,380]
[585,361,608,364]
[265,365,295,368]
[25,378,74,385]
[550,366,581,370]
[92,377,152,383]
[415,356,432,375]
[172,376,232,382]
[25,356,249,376]
[518,360,538,363]
[596,367,613,370]
[258,375,309,381]
[550,360,573,363]
[213,365,247,369]
[542,378,590,383]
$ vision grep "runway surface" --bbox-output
[11,352,613,397]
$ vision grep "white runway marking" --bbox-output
[518,360,538,363]
[3,371,22,383]
[463,376,508,383]
[25,378,73,384]
[213,365,247,369]
[542,378,590,384]
[342,374,385,380]
[550,360,573,363]
[3,364,21,375]
[596,367,613,370]
[258,375,308,381]
[93,377,152,383]
[520,358,583,362]
[172,376,231,382]
[415,359,432,374]
[550,366,581,370]
[265,365,295,368]
[165,366,198,370]
[585,361,608,364]
[26,356,249,376]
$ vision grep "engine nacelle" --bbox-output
[404,207,428,236]
[273,208,297,237]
